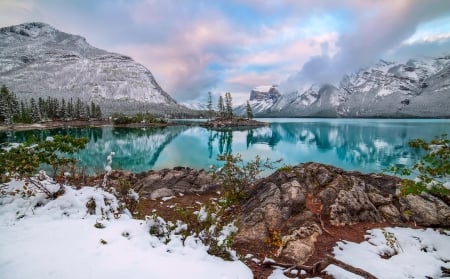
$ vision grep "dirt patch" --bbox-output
[137,192,221,220]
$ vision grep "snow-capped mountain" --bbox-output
[246,56,450,118]
[181,102,209,111]
[234,85,281,115]
[0,22,190,116]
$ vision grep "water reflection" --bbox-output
[0,119,448,174]
[207,130,233,157]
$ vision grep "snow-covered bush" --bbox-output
[0,135,88,184]
[99,152,140,217]
[147,201,239,260]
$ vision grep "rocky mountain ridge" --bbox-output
[242,56,450,118]
[0,22,193,116]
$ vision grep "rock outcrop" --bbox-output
[134,167,218,199]
[234,162,450,264]
[107,162,450,265]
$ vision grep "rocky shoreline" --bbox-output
[0,120,173,131]
[105,162,450,273]
[199,118,268,129]
[0,118,268,132]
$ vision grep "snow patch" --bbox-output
[0,179,253,279]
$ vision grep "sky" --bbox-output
[1,0,450,104]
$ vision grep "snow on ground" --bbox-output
[0,179,252,279]
[326,227,450,279]
[2,178,450,279]
[268,227,450,279]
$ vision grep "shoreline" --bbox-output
[199,118,268,129]
[0,120,173,132]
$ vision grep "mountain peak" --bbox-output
[0,22,59,38]
[0,22,185,116]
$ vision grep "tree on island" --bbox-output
[217,95,225,119]
[207,91,214,120]
[246,101,253,120]
[225,92,233,120]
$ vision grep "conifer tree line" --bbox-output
[208,91,253,120]
[216,92,234,120]
[0,85,102,124]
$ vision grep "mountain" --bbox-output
[181,102,209,111]
[234,85,281,115]
[0,22,192,116]
[244,56,450,118]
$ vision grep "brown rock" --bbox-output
[400,194,450,226]
[280,224,322,264]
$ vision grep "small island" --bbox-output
[200,117,267,129]
[199,92,267,129]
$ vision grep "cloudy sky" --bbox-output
[1,0,450,104]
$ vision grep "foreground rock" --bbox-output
[108,167,218,199]
[235,162,450,265]
[107,162,449,266]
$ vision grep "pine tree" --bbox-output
[75,98,82,119]
[63,99,71,120]
[218,95,225,119]
[38,97,47,120]
[19,100,31,123]
[0,85,18,125]
[30,98,41,123]
[94,104,102,119]
[58,99,66,120]
[86,103,91,119]
[225,92,233,120]
[79,102,89,120]
[52,98,59,120]
[90,102,96,119]
[246,101,253,120]
[207,91,213,120]
[67,98,74,119]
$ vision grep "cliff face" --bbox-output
[249,85,281,101]
[0,22,190,116]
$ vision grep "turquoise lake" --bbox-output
[1,118,449,175]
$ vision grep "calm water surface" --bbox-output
[1,118,449,174]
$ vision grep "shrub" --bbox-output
[211,154,280,203]
[0,135,88,182]
[390,134,450,195]
[112,112,167,125]
[278,164,293,172]
[0,135,88,200]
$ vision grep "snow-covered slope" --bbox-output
[339,57,450,117]
[0,22,190,116]
[181,102,209,111]
[248,56,450,118]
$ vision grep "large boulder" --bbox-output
[235,162,450,265]
[107,167,218,199]
[135,167,218,198]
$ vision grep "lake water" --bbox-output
[1,118,449,175]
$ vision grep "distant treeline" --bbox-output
[0,85,102,124]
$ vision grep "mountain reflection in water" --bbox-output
[1,119,448,174]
